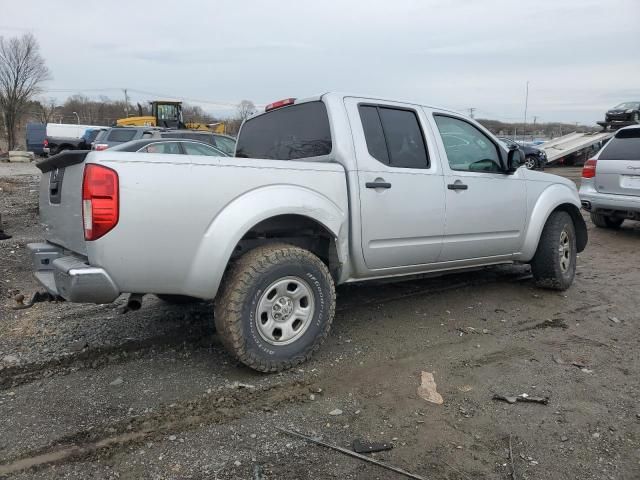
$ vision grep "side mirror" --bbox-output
[507,146,525,172]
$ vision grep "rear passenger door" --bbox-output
[345,98,446,270]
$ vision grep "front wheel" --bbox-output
[214,243,336,372]
[524,155,537,170]
[530,211,577,290]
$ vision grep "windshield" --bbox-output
[613,102,640,110]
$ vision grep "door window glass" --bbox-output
[358,105,429,168]
[434,115,502,173]
[142,142,182,154]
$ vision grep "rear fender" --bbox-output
[183,185,347,299]
[516,184,586,262]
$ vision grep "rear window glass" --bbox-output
[236,101,332,160]
[107,129,137,142]
[600,129,640,161]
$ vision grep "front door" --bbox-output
[430,113,527,262]
[345,98,446,270]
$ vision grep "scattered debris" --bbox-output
[253,464,264,480]
[276,428,425,480]
[352,438,393,454]
[10,291,57,310]
[329,409,343,416]
[457,385,473,393]
[608,316,620,324]
[508,434,517,480]
[109,377,124,386]
[168,435,177,441]
[417,371,443,405]
[493,393,549,405]
[2,354,18,364]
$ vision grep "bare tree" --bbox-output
[236,100,256,121]
[0,33,50,150]
[37,97,58,124]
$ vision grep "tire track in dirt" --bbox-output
[0,380,315,476]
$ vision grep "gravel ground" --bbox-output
[1,163,639,479]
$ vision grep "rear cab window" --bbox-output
[599,128,640,160]
[236,101,332,160]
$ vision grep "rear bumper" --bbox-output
[27,242,120,303]
[579,186,640,216]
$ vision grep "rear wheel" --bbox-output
[214,243,335,372]
[530,211,577,290]
[590,212,624,229]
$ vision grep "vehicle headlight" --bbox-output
[626,109,633,113]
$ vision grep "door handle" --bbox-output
[447,183,468,191]
[366,181,392,189]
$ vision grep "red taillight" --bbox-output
[582,159,597,178]
[94,143,108,151]
[82,164,119,241]
[43,139,49,147]
[265,98,296,112]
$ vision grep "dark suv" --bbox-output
[498,137,546,170]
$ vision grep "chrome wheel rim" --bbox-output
[559,229,571,273]
[525,157,536,169]
[256,276,315,345]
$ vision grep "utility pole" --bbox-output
[523,81,529,142]
[533,116,537,137]
[468,107,475,119]
[123,88,129,117]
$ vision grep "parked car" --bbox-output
[43,123,104,156]
[150,130,236,155]
[605,102,640,125]
[498,137,546,170]
[109,138,228,156]
[92,126,164,151]
[28,92,587,372]
[579,125,640,228]
[26,122,46,156]
[80,128,108,150]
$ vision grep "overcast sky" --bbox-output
[2,0,639,124]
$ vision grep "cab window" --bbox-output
[434,115,502,173]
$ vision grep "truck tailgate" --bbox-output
[36,151,89,256]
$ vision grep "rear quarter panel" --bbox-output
[86,153,348,298]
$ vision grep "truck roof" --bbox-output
[248,92,465,121]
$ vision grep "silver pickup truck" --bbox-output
[28,93,587,372]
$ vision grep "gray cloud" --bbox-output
[2,0,638,123]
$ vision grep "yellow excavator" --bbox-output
[116,100,225,134]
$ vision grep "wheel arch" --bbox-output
[183,185,348,299]
[516,184,587,261]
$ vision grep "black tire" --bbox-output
[214,243,336,372]
[156,294,202,305]
[530,211,577,290]
[524,155,537,170]
[590,212,624,229]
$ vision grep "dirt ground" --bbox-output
[1,162,639,479]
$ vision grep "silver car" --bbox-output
[580,125,640,228]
